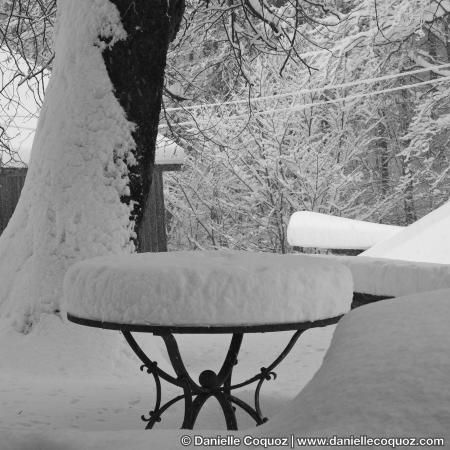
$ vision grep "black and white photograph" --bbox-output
[0,0,449,448]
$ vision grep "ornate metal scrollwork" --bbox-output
[122,328,309,430]
[67,311,342,430]
[254,367,277,422]
[139,363,163,427]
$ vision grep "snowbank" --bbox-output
[287,211,403,250]
[1,429,184,450]
[63,251,353,326]
[312,254,450,297]
[0,314,126,378]
[363,200,450,263]
[256,288,450,438]
[0,0,135,330]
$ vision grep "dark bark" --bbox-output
[403,177,417,224]
[397,92,417,225]
[102,0,184,251]
[377,127,389,197]
[374,111,389,197]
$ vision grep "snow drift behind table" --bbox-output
[361,200,450,264]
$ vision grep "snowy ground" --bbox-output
[3,290,450,449]
[0,314,334,435]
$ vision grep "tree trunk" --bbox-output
[0,0,184,331]
[104,0,184,251]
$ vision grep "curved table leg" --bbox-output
[123,329,311,430]
[215,392,238,430]
[217,333,243,386]
[158,332,243,429]
[183,394,209,429]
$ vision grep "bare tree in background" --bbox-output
[0,0,353,331]
[0,0,55,165]
[0,0,348,243]
[1,0,449,248]
[162,0,450,249]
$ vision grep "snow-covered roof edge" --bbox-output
[155,134,186,165]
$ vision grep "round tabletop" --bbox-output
[67,313,342,334]
[64,251,353,330]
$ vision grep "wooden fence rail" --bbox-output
[0,167,173,252]
[0,168,27,235]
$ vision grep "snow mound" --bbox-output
[0,0,135,330]
[0,313,156,380]
[257,289,450,438]
[63,251,353,326]
[312,254,450,297]
[287,211,402,250]
[1,429,184,450]
[362,200,450,263]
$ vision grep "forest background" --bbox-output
[2,0,450,254]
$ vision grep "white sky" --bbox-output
[9,120,36,164]
[1,49,42,164]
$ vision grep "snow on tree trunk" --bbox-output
[0,0,182,333]
[102,0,183,252]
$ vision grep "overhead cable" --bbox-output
[159,74,450,129]
[164,62,450,114]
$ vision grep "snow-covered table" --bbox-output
[64,251,352,430]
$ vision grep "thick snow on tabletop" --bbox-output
[312,254,450,297]
[63,250,353,326]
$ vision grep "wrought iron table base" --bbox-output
[122,328,308,430]
[66,313,342,430]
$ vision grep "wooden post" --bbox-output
[139,167,167,252]
[138,163,182,253]
[0,168,27,234]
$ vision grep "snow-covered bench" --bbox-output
[287,202,450,263]
[287,207,450,306]
[287,211,403,251]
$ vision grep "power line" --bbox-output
[238,75,450,119]
[163,62,450,114]
[7,67,450,133]
[159,74,450,129]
